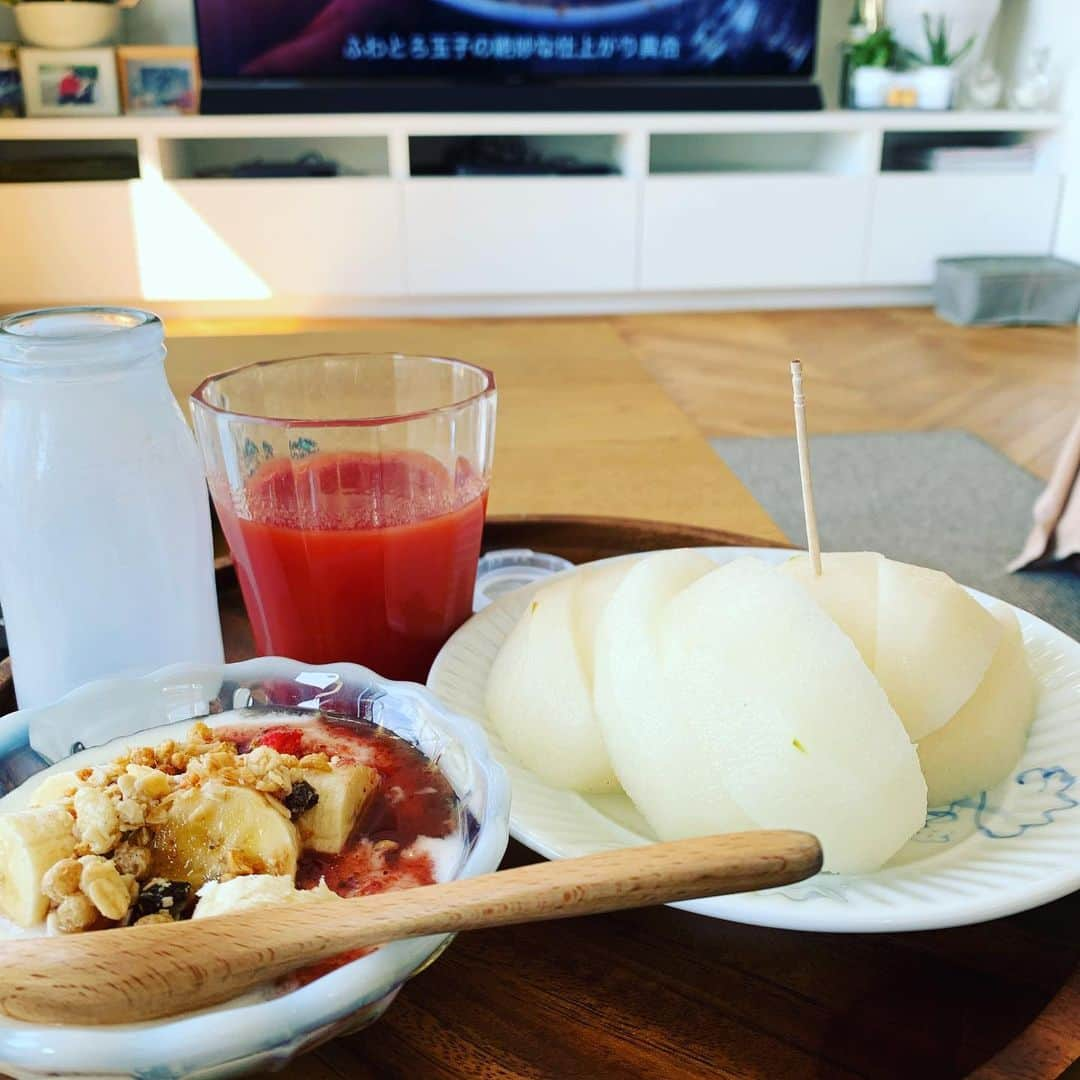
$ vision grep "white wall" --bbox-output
[125,0,196,46]
[997,0,1080,262]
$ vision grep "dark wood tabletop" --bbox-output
[275,519,1078,1080]
[2,517,1077,1079]
[279,838,1079,1080]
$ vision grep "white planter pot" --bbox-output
[887,0,1002,73]
[852,66,891,109]
[14,2,121,48]
[914,65,958,110]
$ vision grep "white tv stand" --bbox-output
[0,109,1065,316]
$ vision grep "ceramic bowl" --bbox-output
[0,657,511,1079]
[14,2,121,48]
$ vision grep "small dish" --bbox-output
[0,657,510,1079]
[428,546,1080,933]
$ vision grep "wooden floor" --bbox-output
[169,307,1080,480]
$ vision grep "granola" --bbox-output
[38,722,329,933]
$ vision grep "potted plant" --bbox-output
[904,14,977,110]
[887,0,999,72]
[2,0,139,50]
[849,27,898,108]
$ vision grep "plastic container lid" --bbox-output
[473,548,574,611]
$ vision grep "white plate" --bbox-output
[429,547,1080,933]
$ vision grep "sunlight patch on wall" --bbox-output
[131,164,272,301]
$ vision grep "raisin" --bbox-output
[132,878,191,922]
[283,779,320,820]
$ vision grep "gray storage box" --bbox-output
[934,256,1080,326]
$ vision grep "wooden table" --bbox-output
[159,326,1076,1077]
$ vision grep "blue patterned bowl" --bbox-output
[0,657,510,1079]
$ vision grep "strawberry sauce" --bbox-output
[214,718,459,897]
[213,717,461,988]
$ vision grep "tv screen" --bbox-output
[197,0,820,83]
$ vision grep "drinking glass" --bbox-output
[191,354,496,683]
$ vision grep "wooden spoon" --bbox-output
[0,830,820,1025]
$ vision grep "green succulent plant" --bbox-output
[905,13,976,67]
[849,27,898,69]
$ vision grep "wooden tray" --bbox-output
[2,517,1076,1078]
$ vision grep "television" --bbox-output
[196,0,822,113]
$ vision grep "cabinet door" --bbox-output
[131,178,404,300]
[641,175,872,291]
[0,183,141,302]
[866,174,1062,285]
[404,178,636,295]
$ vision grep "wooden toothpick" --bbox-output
[790,360,822,576]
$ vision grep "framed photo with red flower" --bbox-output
[117,45,199,115]
[19,47,120,117]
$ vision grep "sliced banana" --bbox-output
[0,806,76,927]
[150,782,300,890]
[28,770,83,808]
[297,765,379,855]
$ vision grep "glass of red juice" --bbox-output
[190,354,496,682]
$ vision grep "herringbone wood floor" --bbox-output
[170,307,1080,480]
[616,307,1080,480]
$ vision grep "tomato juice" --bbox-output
[218,450,487,681]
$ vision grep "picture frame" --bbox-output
[117,45,200,115]
[18,47,120,118]
[0,41,22,117]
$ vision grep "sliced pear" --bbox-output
[150,782,300,889]
[572,559,638,681]
[485,561,634,793]
[781,552,882,667]
[875,560,1001,740]
[0,806,76,927]
[28,770,83,807]
[297,764,379,855]
[662,558,927,874]
[593,549,756,840]
[918,604,1037,806]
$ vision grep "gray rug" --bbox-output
[711,430,1080,640]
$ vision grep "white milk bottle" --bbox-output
[0,307,223,709]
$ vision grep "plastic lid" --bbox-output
[473,548,574,611]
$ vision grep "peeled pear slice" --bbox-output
[594,549,756,840]
[662,559,927,874]
[486,562,633,793]
[781,552,882,667]
[572,559,637,683]
[918,604,1037,806]
[875,560,1001,741]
